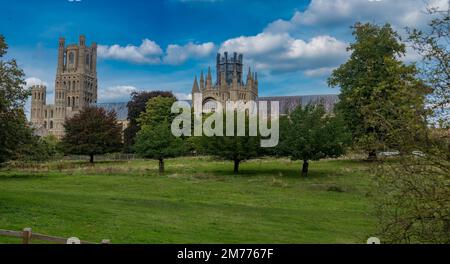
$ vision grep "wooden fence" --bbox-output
[0,228,110,244]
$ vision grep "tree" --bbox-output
[61,106,123,163]
[279,105,350,177]
[0,35,33,164]
[194,112,261,174]
[408,5,449,127]
[124,91,175,152]
[134,96,186,173]
[328,23,428,159]
[373,5,450,244]
[15,135,61,162]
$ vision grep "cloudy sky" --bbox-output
[0,0,447,116]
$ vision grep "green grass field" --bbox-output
[0,157,376,244]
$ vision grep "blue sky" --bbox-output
[1,0,447,114]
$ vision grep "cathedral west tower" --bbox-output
[30,35,98,139]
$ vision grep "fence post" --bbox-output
[101,239,110,244]
[22,228,32,244]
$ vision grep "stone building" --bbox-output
[192,52,258,110]
[30,35,98,139]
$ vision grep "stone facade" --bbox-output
[30,35,98,139]
[192,52,258,110]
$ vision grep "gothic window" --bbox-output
[50,110,54,118]
[44,121,47,129]
[69,52,74,64]
[86,54,90,66]
[45,110,47,118]
[50,121,53,129]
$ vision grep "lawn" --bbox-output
[0,157,376,244]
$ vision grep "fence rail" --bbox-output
[0,228,110,244]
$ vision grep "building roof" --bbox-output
[97,94,340,121]
[258,94,339,114]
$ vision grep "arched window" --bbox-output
[44,121,47,129]
[203,99,218,113]
[86,54,90,66]
[50,110,54,118]
[50,121,53,129]
[69,52,74,64]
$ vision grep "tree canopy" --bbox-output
[328,23,429,158]
[134,96,186,173]
[194,112,261,174]
[0,35,33,164]
[124,90,175,152]
[279,104,350,176]
[61,106,123,163]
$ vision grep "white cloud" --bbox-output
[25,77,48,88]
[219,0,446,75]
[98,39,216,65]
[304,67,336,77]
[98,39,163,64]
[164,42,216,65]
[265,0,449,33]
[174,92,192,101]
[220,33,348,73]
[98,85,138,103]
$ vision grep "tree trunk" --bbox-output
[158,159,164,174]
[234,160,240,175]
[302,160,309,177]
[89,154,94,164]
[368,150,377,161]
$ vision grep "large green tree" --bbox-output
[279,105,350,177]
[134,96,186,173]
[62,106,123,163]
[328,23,428,159]
[0,35,33,164]
[124,91,175,152]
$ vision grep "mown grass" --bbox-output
[0,157,376,244]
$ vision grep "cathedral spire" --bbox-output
[220,70,227,89]
[192,75,199,93]
[206,67,212,90]
[232,64,238,89]
[246,67,253,86]
[200,70,205,90]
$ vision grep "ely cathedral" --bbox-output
[31,35,339,139]
[30,35,98,139]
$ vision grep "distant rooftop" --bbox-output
[96,102,128,120]
[97,94,340,121]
